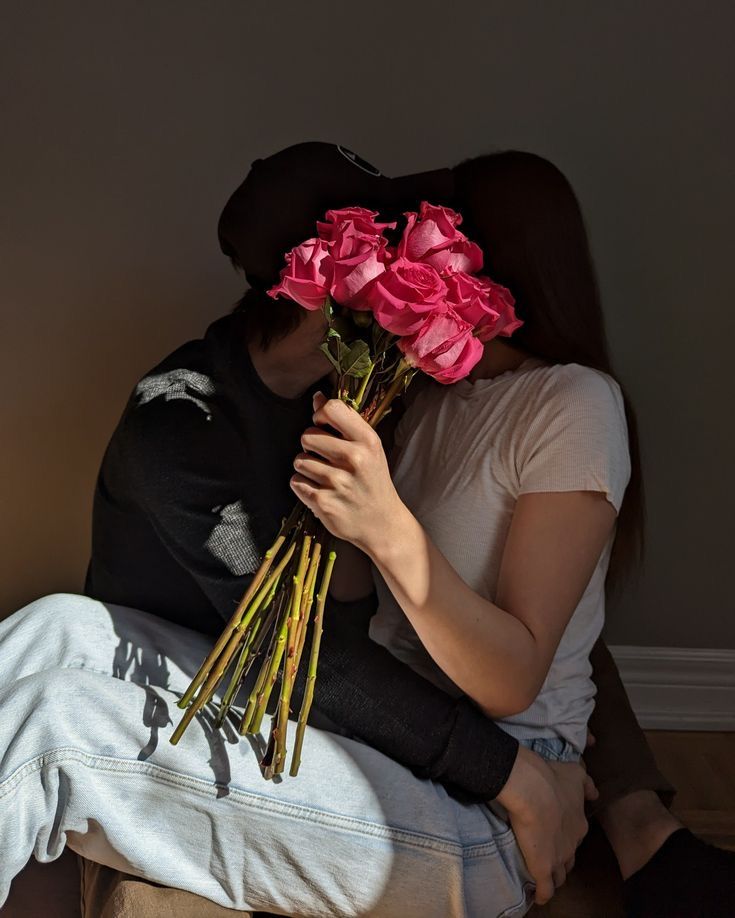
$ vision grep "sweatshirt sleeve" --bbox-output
[293,597,519,801]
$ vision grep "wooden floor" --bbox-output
[646,730,735,851]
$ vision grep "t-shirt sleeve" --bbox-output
[516,367,631,513]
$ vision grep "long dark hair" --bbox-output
[453,151,644,593]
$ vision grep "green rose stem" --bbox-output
[292,541,321,675]
[242,566,300,735]
[244,599,289,736]
[243,590,284,680]
[215,631,254,728]
[368,361,414,429]
[289,549,337,777]
[170,541,296,745]
[239,613,280,736]
[274,537,311,774]
[353,362,375,410]
[249,533,311,738]
[215,578,287,728]
[215,590,270,729]
[175,532,287,711]
[272,535,319,774]
[273,548,321,776]
[262,539,321,777]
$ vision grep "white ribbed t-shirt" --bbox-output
[369,358,631,753]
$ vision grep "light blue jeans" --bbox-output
[0,594,574,917]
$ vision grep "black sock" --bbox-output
[624,827,735,917]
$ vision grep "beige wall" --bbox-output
[2,1,733,647]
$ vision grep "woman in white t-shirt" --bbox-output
[294,151,638,744]
[291,151,640,906]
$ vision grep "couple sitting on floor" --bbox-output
[2,142,733,918]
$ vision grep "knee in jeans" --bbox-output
[19,593,109,657]
[25,666,92,731]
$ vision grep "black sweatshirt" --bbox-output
[85,312,518,799]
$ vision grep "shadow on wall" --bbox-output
[0,269,242,620]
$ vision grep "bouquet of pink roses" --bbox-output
[171,202,522,778]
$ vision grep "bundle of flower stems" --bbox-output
[170,312,413,778]
[170,505,335,778]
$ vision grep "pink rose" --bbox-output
[329,226,392,308]
[421,238,484,275]
[492,281,524,338]
[399,202,483,276]
[363,257,448,335]
[399,308,483,384]
[445,273,522,341]
[315,207,396,308]
[445,272,498,334]
[268,237,333,311]
[317,206,395,242]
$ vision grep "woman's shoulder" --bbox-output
[524,361,625,418]
[513,362,632,509]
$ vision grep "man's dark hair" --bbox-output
[231,280,305,350]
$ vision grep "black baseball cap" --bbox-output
[218,142,454,291]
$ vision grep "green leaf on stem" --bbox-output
[341,340,372,379]
[322,296,334,324]
[319,338,351,374]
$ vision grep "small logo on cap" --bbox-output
[337,145,382,177]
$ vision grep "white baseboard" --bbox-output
[609,645,735,731]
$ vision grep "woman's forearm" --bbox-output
[366,502,542,717]
[290,595,521,800]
